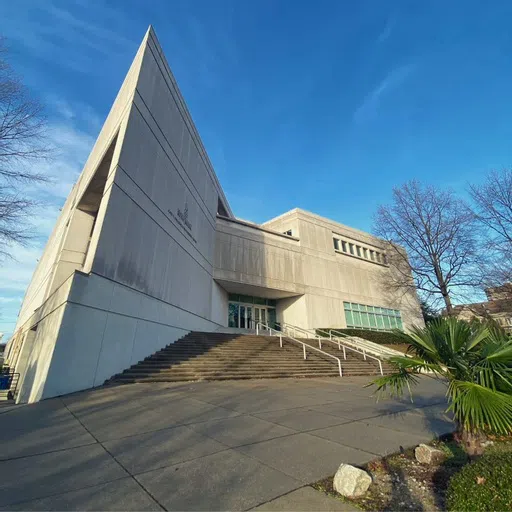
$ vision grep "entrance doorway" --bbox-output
[239,305,253,329]
[254,306,267,326]
[228,295,277,329]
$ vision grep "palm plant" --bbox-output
[370,317,512,455]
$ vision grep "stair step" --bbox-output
[106,331,391,385]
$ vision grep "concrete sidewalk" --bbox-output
[0,376,452,511]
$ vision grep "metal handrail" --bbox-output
[316,327,403,357]
[255,322,343,377]
[280,323,384,376]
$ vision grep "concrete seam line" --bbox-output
[59,397,167,512]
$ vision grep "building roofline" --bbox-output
[262,207,389,248]
[217,215,299,241]
[147,25,234,219]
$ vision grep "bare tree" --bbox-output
[469,169,512,286]
[0,38,50,259]
[374,181,481,314]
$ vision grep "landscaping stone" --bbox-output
[415,444,446,465]
[333,463,372,497]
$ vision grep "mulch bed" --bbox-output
[313,436,512,511]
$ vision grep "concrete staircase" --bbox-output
[109,332,394,384]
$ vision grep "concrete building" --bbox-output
[5,27,423,403]
[451,283,512,331]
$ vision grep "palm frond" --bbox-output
[447,380,512,435]
[387,355,446,375]
[369,367,421,401]
[464,322,490,351]
[484,340,512,364]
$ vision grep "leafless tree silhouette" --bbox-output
[374,180,482,314]
[469,169,512,286]
[0,37,51,260]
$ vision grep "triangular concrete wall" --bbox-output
[9,27,233,402]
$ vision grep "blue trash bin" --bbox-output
[0,375,12,390]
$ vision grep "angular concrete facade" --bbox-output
[6,28,423,403]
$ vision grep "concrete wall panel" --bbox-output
[43,303,107,398]
[93,313,138,386]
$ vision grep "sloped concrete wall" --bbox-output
[11,27,231,402]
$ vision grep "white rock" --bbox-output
[333,464,372,497]
[415,444,446,465]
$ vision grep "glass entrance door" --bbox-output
[254,307,267,327]
[228,299,276,329]
[239,305,253,329]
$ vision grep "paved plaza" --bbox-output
[0,376,452,511]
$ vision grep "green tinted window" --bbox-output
[341,301,403,330]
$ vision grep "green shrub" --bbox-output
[446,452,512,511]
[316,328,405,345]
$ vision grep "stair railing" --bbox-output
[255,322,343,377]
[278,323,385,376]
[316,327,405,359]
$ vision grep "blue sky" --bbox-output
[1,0,512,337]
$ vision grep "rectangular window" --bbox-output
[363,248,368,259]
[333,238,340,251]
[375,252,381,263]
[356,245,362,257]
[349,243,355,255]
[341,241,347,252]
[344,301,403,331]
[369,250,375,261]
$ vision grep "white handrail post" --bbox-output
[318,338,322,349]
[279,334,282,347]
[363,349,367,360]
[338,359,343,377]
[338,339,341,350]
[256,323,259,335]
[378,360,383,376]
[303,344,306,360]
[343,346,346,360]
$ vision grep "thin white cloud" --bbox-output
[353,63,416,124]
[0,297,21,304]
[1,0,136,72]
